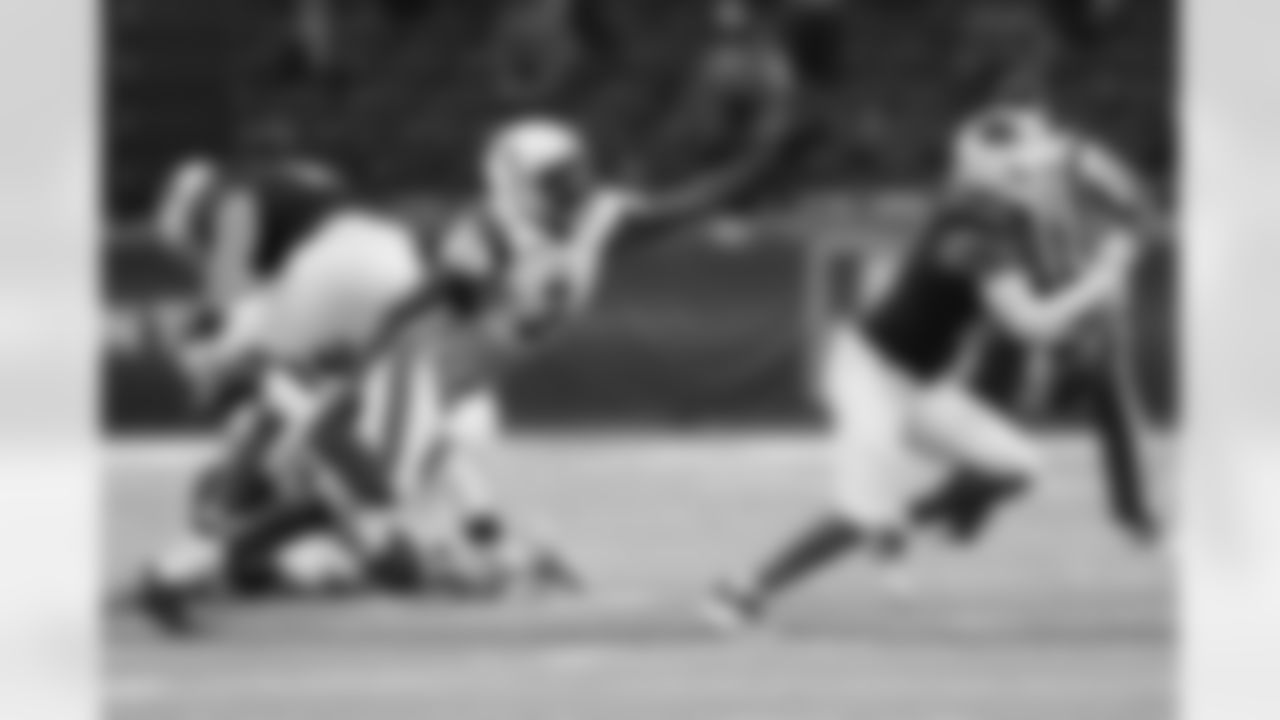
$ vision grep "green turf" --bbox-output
[106,434,1172,720]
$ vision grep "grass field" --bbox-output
[106,434,1172,720]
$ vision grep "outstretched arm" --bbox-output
[641,106,793,225]
[629,55,796,229]
[983,227,1141,344]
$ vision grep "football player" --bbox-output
[941,100,1165,544]
[709,110,1150,626]
[285,115,760,594]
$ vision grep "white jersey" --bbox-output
[381,187,639,402]
[439,188,638,345]
[353,187,641,500]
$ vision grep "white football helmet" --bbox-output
[950,106,1073,205]
[483,117,590,227]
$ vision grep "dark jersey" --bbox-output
[237,162,346,277]
[864,194,1037,381]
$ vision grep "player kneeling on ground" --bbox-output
[129,121,619,633]
[129,203,431,631]
[133,311,579,636]
[711,113,1150,627]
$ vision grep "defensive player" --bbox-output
[354,109,762,571]
[710,111,1149,626]
[944,100,1165,544]
[135,206,556,631]
[133,196,440,631]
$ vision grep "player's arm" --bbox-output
[612,132,780,253]
[630,60,795,227]
[639,118,792,224]
[1073,138,1168,240]
[203,188,261,307]
[364,216,502,372]
[982,227,1141,344]
[153,157,219,249]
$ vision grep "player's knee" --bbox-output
[831,482,910,536]
[967,428,1042,486]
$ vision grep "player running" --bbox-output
[709,108,1151,627]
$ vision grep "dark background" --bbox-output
[103,0,1177,432]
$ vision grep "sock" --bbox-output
[748,514,863,605]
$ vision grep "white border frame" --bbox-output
[4,0,1280,718]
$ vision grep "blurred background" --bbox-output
[102,0,1177,433]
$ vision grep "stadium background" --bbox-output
[102,0,1177,432]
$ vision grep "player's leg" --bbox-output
[134,373,333,633]
[1081,317,1160,542]
[136,214,427,630]
[909,466,1030,545]
[350,357,579,597]
[323,335,456,592]
[141,396,281,580]
[137,296,406,629]
[141,357,424,628]
[435,391,584,594]
[909,381,1042,544]
[244,209,430,577]
[713,329,918,624]
[440,391,503,533]
[143,363,425,623]
[715,449,917,625]
[138,486,344,628]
